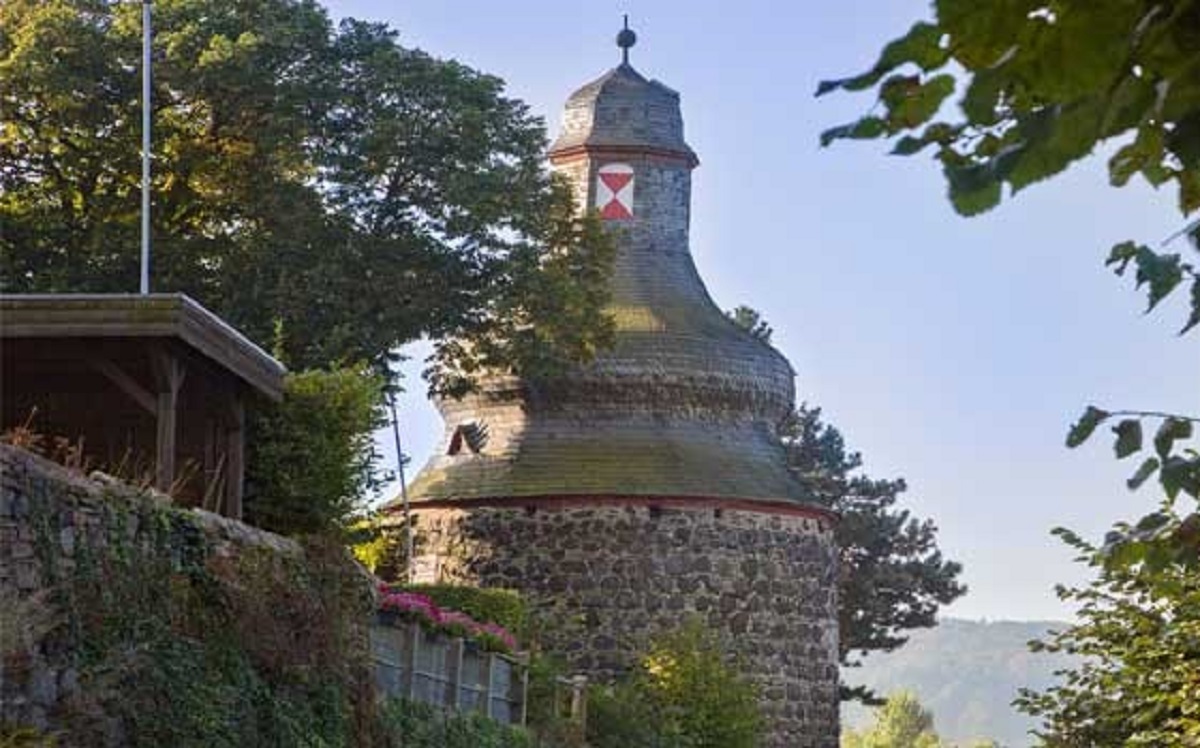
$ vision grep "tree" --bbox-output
[245,365,385,534]
[818,3,1200,741]
[727,308,965,703]
[783,403,965,703]
[815,0,1200,562]
[842,691,943,748]
[1014,524,1200,746]
[0,0,614,390]
[587,619,763,748]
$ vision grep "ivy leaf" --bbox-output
[1160,456,1200,500]
[1132,248,1183,311]
[1007,99,1105,195]
[1165,110,1200,170]
[1179,170,1200,214]
[1133,510,1170,533]
[816,22,949,97]
[1108,127,1164,188]
[1183,278,1200,335]
[948,179,1002,216]
[886,74,956,129]
[944,162,1001,216]
[1154,418,1194,459]
[820,116,887,147]
[1105,241,1139,275]
[1112,419,1143,459]
[1127,457,1160,490]
[1066,406,1110,448]
[891,135,928,155]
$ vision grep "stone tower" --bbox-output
[391,24,839,748]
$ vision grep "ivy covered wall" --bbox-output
[0,444,376,746]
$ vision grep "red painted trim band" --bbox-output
[397,494,838,525]
[549,144,699,168]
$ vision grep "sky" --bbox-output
[323,0,1199,622]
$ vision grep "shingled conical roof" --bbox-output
[396,42,807,507]
[549,63,697,164]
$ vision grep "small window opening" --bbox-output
[448,429,465,455]
[446,421,489,456]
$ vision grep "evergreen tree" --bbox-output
[727,307,965,704]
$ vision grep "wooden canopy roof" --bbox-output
[1,294,285,520]
[0,294,284,400]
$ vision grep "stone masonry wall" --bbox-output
[0,444,374,743]
[413,500,840,748]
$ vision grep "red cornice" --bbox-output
[548,143,699,169]
[396,494,838,525]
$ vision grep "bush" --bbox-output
[18,474,373,747]
[404,585,528,642]
[246,365,385,535]
[587,620,763,748]
[376,698,532,748]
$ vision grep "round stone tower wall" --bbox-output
[412,499,840,748]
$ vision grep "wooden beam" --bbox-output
[224,394,245,520]
[150,347,186,494]
[87,357,156,415]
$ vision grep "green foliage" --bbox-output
[586,620,763,748]
[725,305,774,343]
[818,0,1200,334]
[376,698,532,748]
[0,727,55,748]
[1062,406,1200,576]
[0,0,614,390]
[779,402,964,703]
[20,473,370,747]
[347,512,402,577]
[245,365,385,535]
[587,683,671,748]
[1015,527,1200,746]
[822,11,1200,734]
[842,692,943,748]
[404,584,528,641]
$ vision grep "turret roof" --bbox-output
[549,63,697,163]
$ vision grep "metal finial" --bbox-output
[616,15,636,66]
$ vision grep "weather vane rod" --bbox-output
[617,15,636,66]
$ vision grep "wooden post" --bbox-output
[571,675,588,730]
[447,638,465,710]
[224,394,245,520]
[401,622,418,700]
[481,652,495,718]
[520,658,530,726]
[150,347,186,494]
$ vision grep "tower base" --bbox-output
[409,498,839,748]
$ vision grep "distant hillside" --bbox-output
[841,618,1077,748]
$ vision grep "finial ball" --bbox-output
[617,27,636,50]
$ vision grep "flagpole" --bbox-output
[140,0,151,295]
[386,387,415,583]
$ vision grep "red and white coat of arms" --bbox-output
[596,163,634,220]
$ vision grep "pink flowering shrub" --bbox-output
[376,584,519,654]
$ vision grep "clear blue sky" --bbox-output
[324,0,1198,622]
